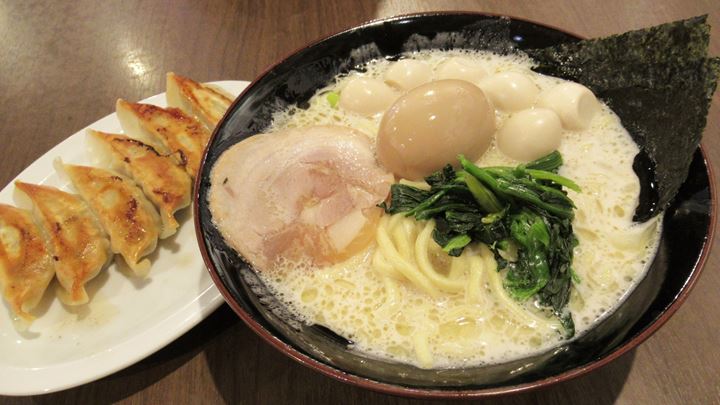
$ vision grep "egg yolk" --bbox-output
[377,80,495,180]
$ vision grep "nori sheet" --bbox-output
[527,16,720,221]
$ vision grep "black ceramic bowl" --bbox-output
[194,12,715,398]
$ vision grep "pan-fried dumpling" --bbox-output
[13,183,112,306]
[166,72,233,130]
[88,129,192,239]
[0,204,55,320]
[116,99,210,178]
[61,164,161,276]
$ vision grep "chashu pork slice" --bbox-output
[209,125,393,270]
[88,129,192,239]
[166,72,233,131]
[0,203,55,320]
[116,98,210,178]
[14,183,112,306]
[61,164,161,277]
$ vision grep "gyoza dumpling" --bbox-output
[166,72,233,130]
[0,204,55,320]
[61,164,161,276]
[88,129,192,239]
[14,182,112,305]
[115,99,210,178]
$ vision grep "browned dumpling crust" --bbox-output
[88,130,192,239]
[166,72,233,130]
[116,99,210,178]
[62,164,161,276]
[0,204,55,320]
[15,182,112,305]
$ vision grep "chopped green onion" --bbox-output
[326,91,340,108]
[570,267,581,284]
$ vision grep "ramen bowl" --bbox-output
[194,12,715,398]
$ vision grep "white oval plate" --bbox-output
[0,80,249,396]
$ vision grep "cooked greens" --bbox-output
[527,16,720,221]
[380,152,578,336]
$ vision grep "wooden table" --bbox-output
[1,1,718,403]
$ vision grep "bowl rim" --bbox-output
[193,10,717,399]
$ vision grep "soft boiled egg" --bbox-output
[496,108,562,162]
[537,82,600,130]
[339,77,399,117]
[384,59,433,91]
[478,72,539,112]
[377,80,495,180]
[435,57,489,83]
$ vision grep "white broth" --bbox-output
[215,49,662,369]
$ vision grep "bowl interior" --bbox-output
[196,13,713,394]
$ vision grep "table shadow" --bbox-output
[203,316,636,405]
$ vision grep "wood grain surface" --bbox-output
[1,0,719,403]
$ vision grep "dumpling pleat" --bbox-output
[115,98,210,179]
[166,72,233,131]
[0,203,55,320]
[87,129,192,239]
[14,182,112,305]
[61,163,161,277]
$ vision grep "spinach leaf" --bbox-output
[505,210,551,300]
[379,184,431,214]
[379,152,580,337]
